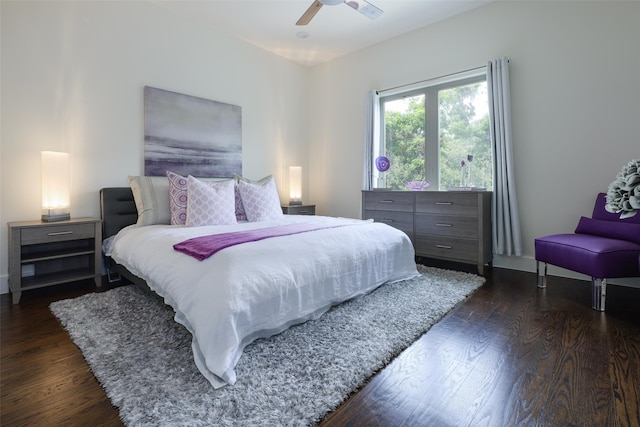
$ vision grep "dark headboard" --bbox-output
[100,187,138,240]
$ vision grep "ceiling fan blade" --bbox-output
[296,0,323,26]
[345,0,383,20]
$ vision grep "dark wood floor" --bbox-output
[2,264,639,427]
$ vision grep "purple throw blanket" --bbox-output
[173,222,352,261]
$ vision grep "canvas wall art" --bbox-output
[144,86,242,177]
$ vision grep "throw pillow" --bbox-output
[168,171,246,224]
[186,176,237,227]
[167,171,189,225]
[575,216,640,245]
[237,175,283,222]
[129,175,171,226]
[234,183,247,221]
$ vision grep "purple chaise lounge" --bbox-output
[535,193,640,311]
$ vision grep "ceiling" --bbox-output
[151,0,493,67]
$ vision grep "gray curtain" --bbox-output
[363,90,380,190]
[487,57,523,256]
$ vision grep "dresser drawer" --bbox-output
[414,214,478,238]
[415,192,479,216]
[363,191,414,213]
[21,223,96,245]
[414,235,478,263]
[364,210,414,234]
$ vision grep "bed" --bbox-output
[100,178,418,389]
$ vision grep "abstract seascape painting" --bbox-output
[144,86,242,177]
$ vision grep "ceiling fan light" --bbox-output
[358,3,383,19]
[346,0,383,19]
[319,0,344,6]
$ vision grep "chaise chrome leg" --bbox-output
[591,278,606,311]
[536,261,547,288]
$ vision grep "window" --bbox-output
[373,74,492,191]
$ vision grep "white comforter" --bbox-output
[107,215,418,388]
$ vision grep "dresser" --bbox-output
[8,217,102,304]
[362,191,492,274]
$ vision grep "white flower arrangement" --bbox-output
[605,159,640,219]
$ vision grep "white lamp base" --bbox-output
[42,208,70,222]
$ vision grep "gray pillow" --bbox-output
[129,175,171,226]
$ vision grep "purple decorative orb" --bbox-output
[375,156,390,172]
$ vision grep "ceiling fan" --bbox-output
[296,0,383,26]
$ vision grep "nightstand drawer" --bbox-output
[414,214,478,238]
[21,223,96,245]
[363,191,414,213]
[282,205,315,215]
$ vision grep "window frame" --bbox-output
[377,72,488,191]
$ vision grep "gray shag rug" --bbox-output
[50,265,484,426]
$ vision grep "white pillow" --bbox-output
[186,176,237,227]
[129,176,171,226]
[168,170,245,224]
[237,175,283,222]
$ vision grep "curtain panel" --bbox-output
[363,90,380,191]
[487,57,523,256]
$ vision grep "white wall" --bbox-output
[0,1,310,293]
[307,1,640,285]
[2,1,640,294]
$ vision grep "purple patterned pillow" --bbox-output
[185,176,237,227]
[237,175,283,222]
[234,183,247,221]
[167,171,189,225]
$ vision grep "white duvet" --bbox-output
[107,215,418,388]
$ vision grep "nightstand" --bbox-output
[8,217,102,304]
[281,204,316,215]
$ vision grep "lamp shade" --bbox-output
[41,151,70,222]
[289,166,302,205]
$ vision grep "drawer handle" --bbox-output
[436,244,452,249]
[380,219,394,223]
[48,231,74,236]
[436,223,452,227]
[435,202,452,205]
[298,210,309,214]
[380,200,394,203]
